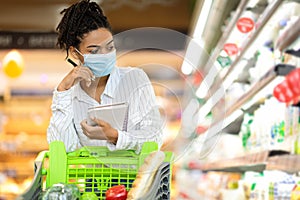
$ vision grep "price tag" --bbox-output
[217,56,232,68]
[236,17,255,33]
[223,43,238,56]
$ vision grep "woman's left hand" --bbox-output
[80,118,118,144]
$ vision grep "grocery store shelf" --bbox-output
[194,0,295,132]
[276,15,300,55]
[190,150,295,173]
[208,0,284,95]
[226,63,295,117]
[197,63,295,139]
[0,155,36,179]
[224,0,283,78]
[285,49,300,58]
[195,0,292,134]
[267,154,300,174]
[202,0,248,73]
[182,0,300,187]
[199,150,270,173]
[0,135,49,154]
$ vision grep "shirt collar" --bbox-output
[72,83,90,103]
[103,67,120,98]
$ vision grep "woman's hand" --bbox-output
[57,65,95,91]
[80,118,118,144]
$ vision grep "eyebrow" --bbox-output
[87,39,114,48]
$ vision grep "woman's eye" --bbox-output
[107,46,114,51]
[90,49,98,54]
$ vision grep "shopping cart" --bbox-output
[17,141,173,200]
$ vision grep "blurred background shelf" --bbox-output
[267,154,300,174]
[188,149,300,174]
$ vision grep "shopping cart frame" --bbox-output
[18,141,173,200]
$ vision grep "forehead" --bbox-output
[80,28,113,47]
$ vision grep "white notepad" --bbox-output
[87,102,129,131]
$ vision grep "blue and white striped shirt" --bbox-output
[47,66,163,153]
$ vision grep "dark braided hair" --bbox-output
[56,0,112,57]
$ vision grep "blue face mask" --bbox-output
[78,49,116,77]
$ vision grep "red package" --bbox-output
[286,68,300,95]
[273,68,300,104]
[106,185,128,200]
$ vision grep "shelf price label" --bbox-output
[217,56,232,68]
[223,43,238,56]
[236,17,255,33]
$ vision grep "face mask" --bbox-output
[77,49,116,77]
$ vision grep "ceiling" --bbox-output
[0,0,196,33]
[0,0,196,90]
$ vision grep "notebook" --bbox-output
[87,102,129,131]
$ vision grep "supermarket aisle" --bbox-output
[172,0,300,199]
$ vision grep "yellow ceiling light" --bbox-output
[2,49,24,78]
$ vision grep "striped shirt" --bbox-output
[47,66,163,153]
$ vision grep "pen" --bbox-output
[67,58,77,67]
[67,58,96,81]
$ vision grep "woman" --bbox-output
[47,0,163,153]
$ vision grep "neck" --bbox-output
[81,75,109,92]
[96,75,109,86]
[80,75,110,103]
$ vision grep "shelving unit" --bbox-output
[166,0,300,198]
[199,0,283,99]
[286,49,300,58]
[213,0,284,90]
[0,97,50,199]
[205,63,296,133]
[194,150,271,173]
[185,0,300,177]
[276,15,300,56]
[202,3,286,115]
[189,150,300,174]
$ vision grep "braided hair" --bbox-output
[56,0,112,57]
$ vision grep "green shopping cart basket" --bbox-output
[17,141,173,200]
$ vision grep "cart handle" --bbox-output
[67,141,159,158]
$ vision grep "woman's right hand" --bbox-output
[57,65,95,91]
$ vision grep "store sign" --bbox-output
[236,17,255,33]
[223,43,238,56]
[0,32,58,49]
